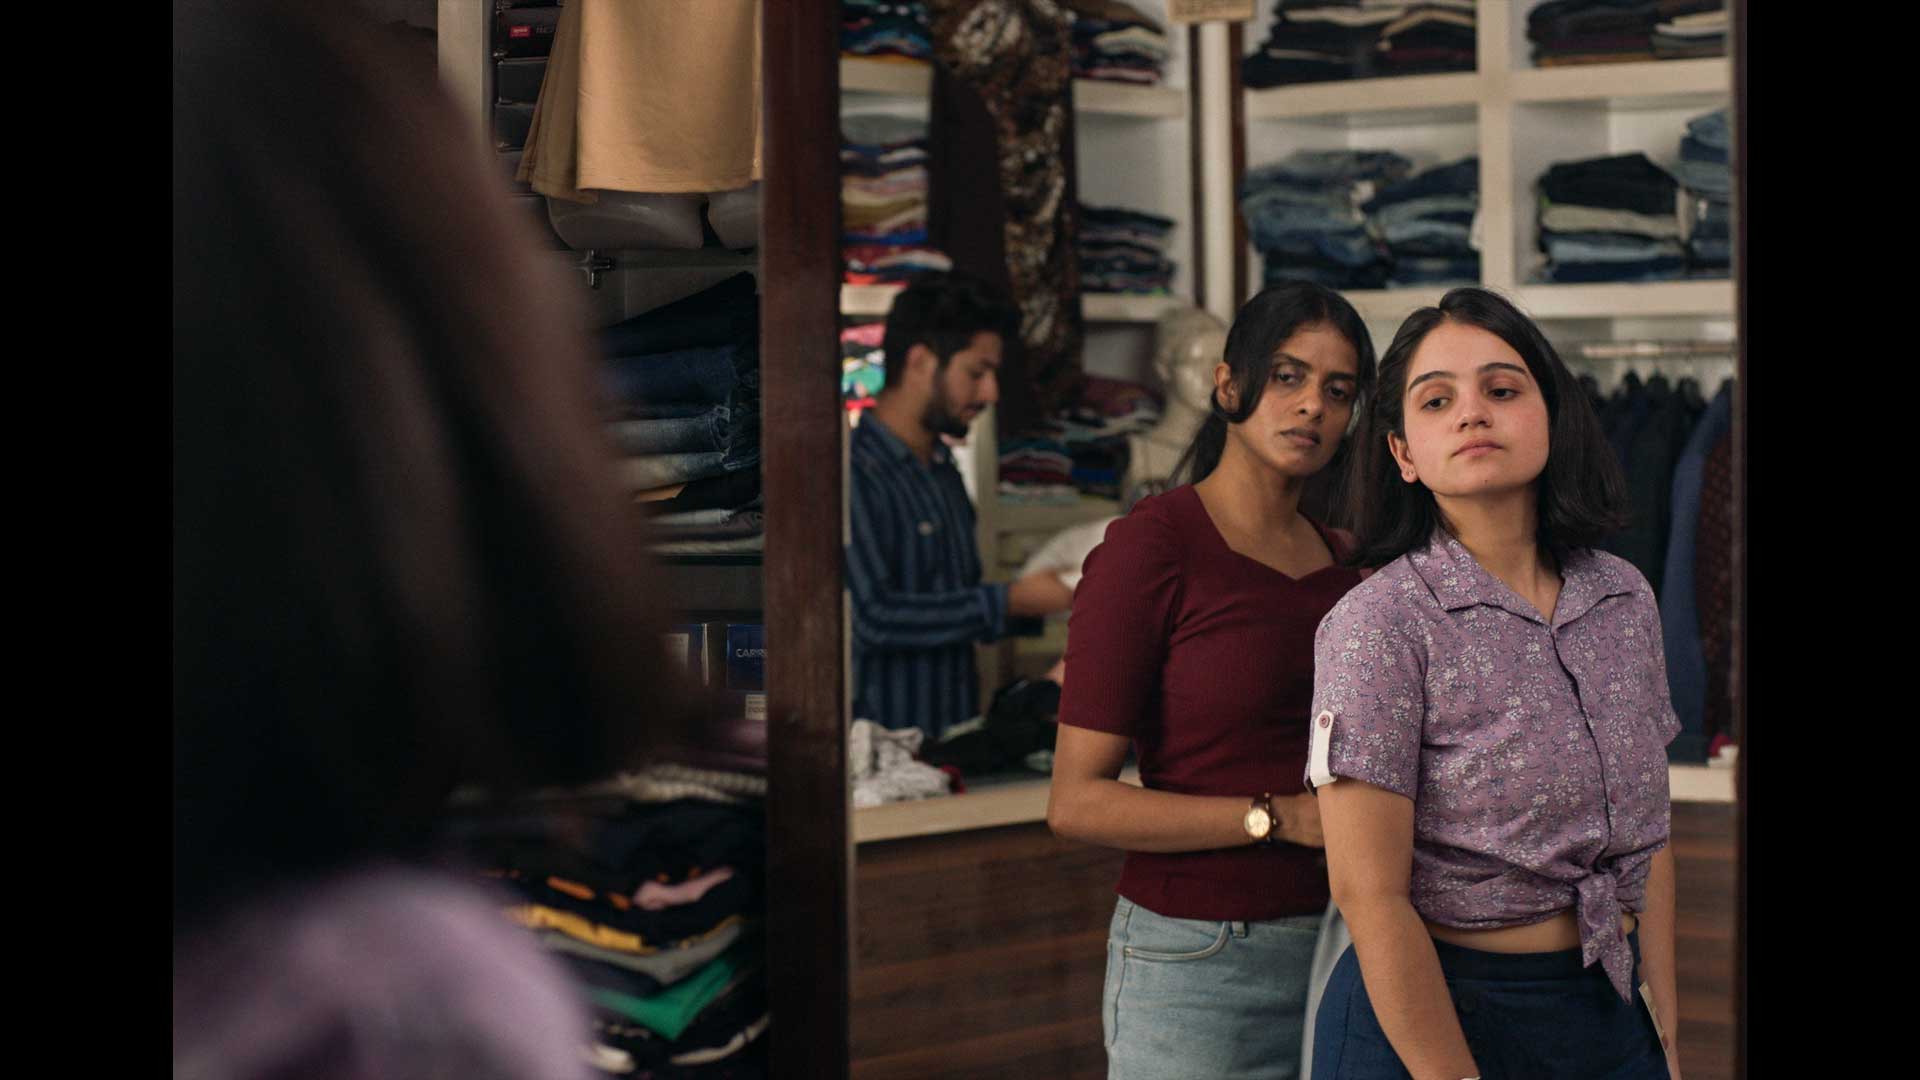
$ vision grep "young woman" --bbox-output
[1307,287,1680,1079]
[1048,281,1377,1080]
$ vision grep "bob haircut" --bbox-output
[174,0,696,932]
[1170,280,1377,486]
[1344,287,1628,568]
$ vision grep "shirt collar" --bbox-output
[1408,529,1632,628]
[861,413,953,468]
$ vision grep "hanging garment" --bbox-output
[519,0,762,201]
[1695,429,1735,744]
[927,0,1086,436]
[1659,382,1733,761]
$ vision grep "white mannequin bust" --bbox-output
[1127,306,1228,492]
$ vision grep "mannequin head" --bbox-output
[1152,307,1229,415]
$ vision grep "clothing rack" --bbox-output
[1568,339,1738,392]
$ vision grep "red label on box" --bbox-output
[509,26,532,39]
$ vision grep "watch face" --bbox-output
[1244,806,1271,839]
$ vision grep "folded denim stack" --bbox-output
[599,274,766,555]
[842,0,932,61]
[1653,1,1727,60]
[1244,1,1477,89]
[1079,204,1177,294]
[1534,152,1685,283]
[1675,107,1730,277]
[1047,375,1163,499]
[1363,156,1479,287]
[1242,149,1411,290]
[1527,0,1725,68]
[842,115,947,290]
[840,321,888,414]
[1066,0,1169,85]
[448,792,769,1078]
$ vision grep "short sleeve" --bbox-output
[1635,581,1684,746]
[1056,509,1183,738]
[1306,590,1427,800]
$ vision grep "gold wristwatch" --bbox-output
[1243,792,1278,845]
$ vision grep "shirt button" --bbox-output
[918,521,935,536]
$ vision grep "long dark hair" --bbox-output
[174,0,691,931]
[1345,287,1628,568]
[1170,281,1376,488]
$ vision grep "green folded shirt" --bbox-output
[587,945,746,1041]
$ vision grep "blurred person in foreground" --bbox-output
[173,2,692,1076]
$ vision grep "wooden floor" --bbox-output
[852,803,1737,1079]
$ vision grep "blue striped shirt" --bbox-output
[846,415,1009,739]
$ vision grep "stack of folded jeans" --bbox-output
[1363,156,1479,287]
[1675,107,1730,277]
[1079,204,1177,294]
[841,321,888,414]
[598,274,765,554]
[1375,1,1478,77]
[1527,0,1725,67]
[1242,149,1411,290]
[1066,0,1169,85]
[841,115,948,287]
[1244,1,1476,89]
[1048,375,1162,498]
[1653,1,1726,60]
[1535,152,1685,283]
[448,787,770,1078]
[842,0,931,61]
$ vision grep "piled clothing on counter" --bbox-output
[1242,148,1411,289]
[447,788,769,1078]
[1364,156,1479,287]
[849,720,954,806]
[1066,0,1170,85]
[600,274,764,554]
[842,0,932,61]
[1526,0,1725,68]
[840,321,888,413]
[920,677,1064,780]
[1244,1,1477,89]
[1079,204,1177,294]
[842,115,947,290]
[1676,107,1731,277]
[1534,152,1684,283]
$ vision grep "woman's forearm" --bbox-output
[1640,846,1681,1066]
[1340,895,1480,1080]
[1047,777,1258,853]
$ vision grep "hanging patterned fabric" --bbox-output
[926,0,1085,436]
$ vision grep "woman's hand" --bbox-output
[1277,792,1324,848]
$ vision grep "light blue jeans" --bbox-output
[1105,896,1323,1080]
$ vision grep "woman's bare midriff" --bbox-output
[1425,910,1637,954]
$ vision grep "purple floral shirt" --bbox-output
[1305,531,1679,1001]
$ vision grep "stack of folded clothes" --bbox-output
[1375,1,1478,77]
[1242,148,1411,289]
[1066,0,1170,85]
[1244,1,1477,89]
[447,766,769,1079]
[1653,1,1727,60]
[1050,376,1162,499]
[998,437,1081,506]
[599,274,765,556]
[1363,156,1479,287]
[840,321,888,415]
[841,115,949,287]
[1675,107,1730,277]
[1079,204,1177,294]
[1527,0,1726,67]
[1534,152,1685,283]
[841,0,932,62]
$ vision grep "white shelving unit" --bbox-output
[1239,1,1734,341]
[840,57,1187,119]
[842,283,1184,323]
